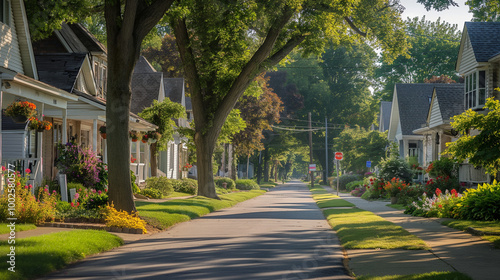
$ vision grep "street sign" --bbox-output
[334,152,343,160]
[309,164,316,171]
[366,161,371,168]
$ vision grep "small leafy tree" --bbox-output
[445,97,500,177]
[139,98,186,177]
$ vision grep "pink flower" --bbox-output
[25,168,31,174]
[74,193,80,200]
[1,166,5,171]
[98,190,102,195]
[24,185,28,189]
[44,188,48,192]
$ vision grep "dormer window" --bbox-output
[465,70,486,110]
[0,0,10,26]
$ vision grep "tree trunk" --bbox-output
[246,154,250,178]
[150,142,158,177]
[106,68,136,213]
[264,148,269,182]
[195,134,219,199]
[256,151,262,184]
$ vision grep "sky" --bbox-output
[401,0,473,29]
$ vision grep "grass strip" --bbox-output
[386,204,406,210]
[259,184,276,188]
[323,208,428,250]
[137,190,266,230]
[0,223,36,234]
[0,230,123,280]
[442,220,500,249]
[357,271,472,280]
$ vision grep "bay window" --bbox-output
[465,70,486,110]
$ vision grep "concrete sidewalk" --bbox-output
[327,187,500,279]
[41,182,352,280]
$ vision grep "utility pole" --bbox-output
[325,116,328,184]
[309,112,314,188]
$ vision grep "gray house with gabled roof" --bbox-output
[387,83,435,165]
[413,84,464,165]
[131,57,190,179]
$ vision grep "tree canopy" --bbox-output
[374,16,461,100]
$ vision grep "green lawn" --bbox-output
[357,271,472,280]
[323,208,428,250]
[137,190,266,229]
[0,223,36,234]
[441,220,500,249]
[0,230,122,280]
[312,193,354,208]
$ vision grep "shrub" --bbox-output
[176,179,198,195]
[405,188,461,218]
[235,179,260,190]
[383,177,408,198]
[145,176,175,196]
[453,181,500,221]
[67,182,85,195]
[362,176,387,199]
[0,184,57,224]
[424,175,459,194]
[214,177,236,189]
[426,157,458,178]
[55,142,106,189]
[397,184,425,206]
[330,174,362,190]
[346,180,364,191]
[85,191,109,210]
[131,170,140,193]
[140,188,164,199]
[350,186,366,197]
[55,201,72,213]
[102,203,147,233]
[379,157,413,183]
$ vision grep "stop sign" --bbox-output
[335,152,343,160]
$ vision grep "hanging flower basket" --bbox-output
[99,126,106,139]
[5,101,37,123]
[141,134,149,143]
[129,130,142,142]
[145,131,161,144]
[28,117,52,131]
[11,115,29,124]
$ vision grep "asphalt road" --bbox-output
[42,181,351,280]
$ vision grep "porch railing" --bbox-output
[459,164,489,183]
[1,158,42,194]
[130,162,146,184]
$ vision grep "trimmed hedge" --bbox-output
[214,177,236,189]
[141,188,164,199]
[145,177,198,196]
[235,179,260,190]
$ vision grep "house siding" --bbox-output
[2,131,26,159]
[458,36,479,75]
[428,97,443,127]
[0,4,23,74]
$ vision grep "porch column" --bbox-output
[0,81,3,194]
[135,141,140,183]
[37,104,44,186]
[437,131,443,159]
[62,109,67,144]
[103,139,107,164]
[92,119,97,153]
[144,141,150,179]
[422,135,427,166]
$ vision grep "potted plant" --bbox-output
[182,163,192,171]
[28,117,52,132]
[383,177,407,204]
[141,134,148,143]
[99,126,106,139]
[146,131,161,143]
[5,101,37,123]
[129,131,142,142]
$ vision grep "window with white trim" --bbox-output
[465,70,486,110]
[0,0,10,26]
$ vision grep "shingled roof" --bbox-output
[35,53,86,93]
[395,83,435,135]
[379,101,392,132]
[164,78,185,105]
[130,73,163,114]
[433,84,464,121]
[465,22,500,62]
[134,56,156,74]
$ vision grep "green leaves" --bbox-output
[446,97,500,175]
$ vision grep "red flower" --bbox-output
[438,204,443,208]
[451,189,458,198]
[435,188,442,196]
[25,168,31,174]
[1,166,5,172]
